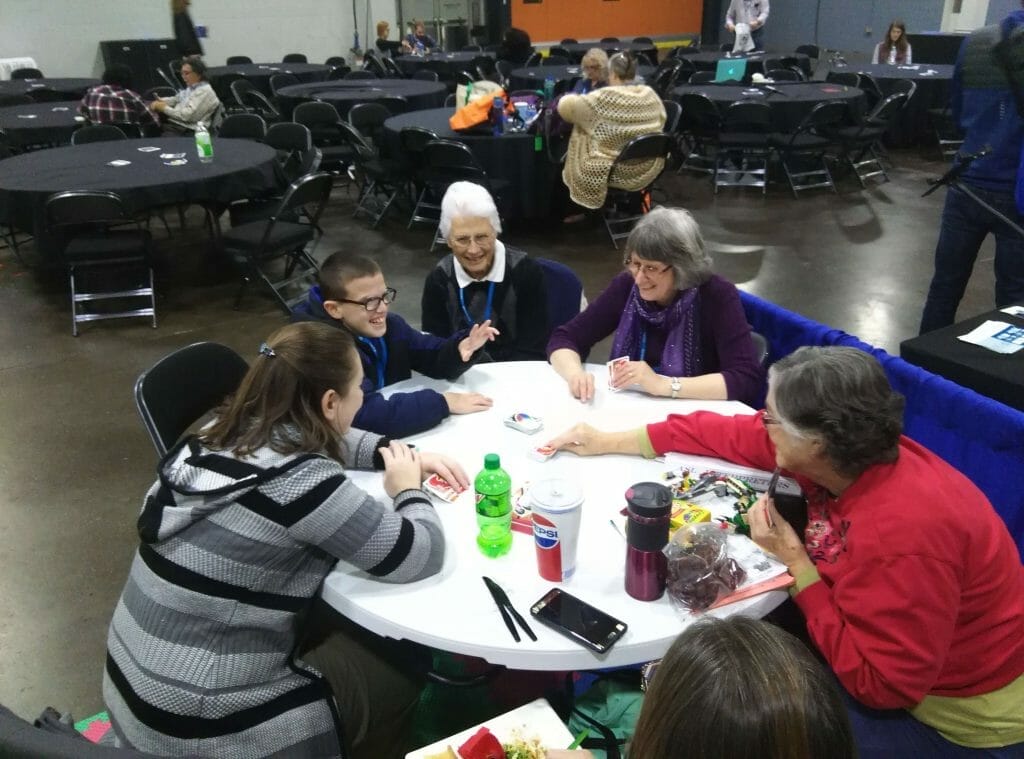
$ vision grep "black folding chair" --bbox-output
[11,67,43,79]
[545,55,571,67]
[689,71,716,84]
[218,112,267,140]
[347,101,391,151]
[835,92,908,186]
[715,100,772,195]
[602,133,674,247]
[524,51,543,67]
[283,53,308,63]
[71,124,127,145]
[661,100,682,135]
[293,100,355,175]
[402,126,442,229]
[226,55,253,64]
[767,69,801,82]
[269,72,300,97]
[134,342,249,457]
[220,172,333,312]
[343,69,376,80]
[677,92,721,175]
[338,122,409,228]
[413,69,439,82]
[231,79,281,123]
[769,100,849,197]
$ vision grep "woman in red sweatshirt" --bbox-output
[548,346,1024,757]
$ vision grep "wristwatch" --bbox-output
[670,377,681,399]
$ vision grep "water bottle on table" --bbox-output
[194,122,213,163]
[475,453,512,557]
[491,96,506,136]
[543,76,555,102]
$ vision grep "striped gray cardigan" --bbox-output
[103,428,444,757]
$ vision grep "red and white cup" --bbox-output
[529,478,584,582]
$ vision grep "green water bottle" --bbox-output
[475,453,512,558]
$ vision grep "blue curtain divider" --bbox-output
[740,291,1024,558]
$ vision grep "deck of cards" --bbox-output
[422,473,460,503]
[607,356,629,391]
[504,412,543,434]
[529,444,556,462]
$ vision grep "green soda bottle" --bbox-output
[475,453,512,558]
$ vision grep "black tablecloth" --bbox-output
[275,79,447,118]
[831,63,954,147]
[0,101,82,148]
[559,42,658,63]
[900,306,1024,412]
[0,78,99,99]
[683,52,812,79]
[670,81,865,132]
[509,64,656,92]
[0,137,280,239]
[382,107,554,221]
[394,52,493,78]
[206,63,330,97]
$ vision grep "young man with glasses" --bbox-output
[293,252,497,437]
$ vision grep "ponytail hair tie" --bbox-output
[258,342,276,358]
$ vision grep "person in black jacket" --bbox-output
[293,252,496,437]
[421,182,549,362]
[171,0,203,56]
[496,27,534,67]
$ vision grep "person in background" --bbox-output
[376,20,413,56]
[572,48,609,94]
[547,617,856,759]
[873,20,912,64]
[103,322,469,759]
[171,0,202,57]
[422,182,549,362]
[725,0,769,52]
[405,20,437,52]
[149,54,221,133]
[292,252,496,438]
[496,27,534,67]
[557,51,665,215]
[920,3,1024,332]
[548,346,1024,758]
[80,64,160,137]
[547,207,764,406]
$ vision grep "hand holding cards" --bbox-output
[423,473,461,503]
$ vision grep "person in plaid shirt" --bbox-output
[79,64,159,136]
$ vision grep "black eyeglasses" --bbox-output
[337,287,397,311]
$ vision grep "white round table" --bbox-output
[322,361,786,671]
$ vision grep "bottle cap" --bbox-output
[484,453,500,469]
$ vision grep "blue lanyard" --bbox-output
[358,337,388,390]
[458,281,495,327]
[638,330,647,362]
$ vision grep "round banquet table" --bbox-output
[509,64,656,93]
[322,361,786,671]
[670,81,866,132]
[683,51,812,79]
[394,51,493,78]
[0,100,83,149]
[0,77,99,99]
[382,107,555,221]
[0,137,280,246]
[275,79,447,118]
[828,63,954,147]
[206,62,330,97]
[559,41,659,64]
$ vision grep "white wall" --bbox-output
[0,0,400,77]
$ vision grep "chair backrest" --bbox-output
[525,51,543,67]
[282,53,307,63]
[545,54,570,67]
[363,55,389,77]
[400,126,441,156]
[550,46,571,60]
[378,95,409,116]
[156,65,180,90]
[294,99,342,128]
[269,72,299,96]
[325,55,348,67]
[423,138,489,186]
[382,56,405,77]
[634,52,655,68]
[218,112,267,140]
[413,69,439,82]
[560,38,578,45]
[825,71,859,87]
[767,68,801,82]
[536,258,584,331]
[495,60,513,83]
[601,37,621,44]
[662,99,682,133]
[857,72,884,108]
[265,121,312,151]
[795,44,820,59]
[443,92,456,108]
[269,171,334,232]
[227,55,253,64]
[343,69,376,80]
[0,93,34,107]
[633,36,653,45]
[889,78,917,102]
[792,99,850,139]
[233,81,280,120]
[11,67,43,79]
[326,66,352,80]
[689,70,716,84]
[721,100,772,132]
[865,92,908,126]
[750,331,770,367]
[611,132,674,167]
[678,92,721,132]
[135,342,249,456]
[348,101,390,136]
[46,190,132,235]
[71,124,127,145]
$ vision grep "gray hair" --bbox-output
[581,48,609,78]
[608,51,637,81]
[182,54,208,80]
[624,207,713,289]
[768,347,904,478]
[439,181,502,238]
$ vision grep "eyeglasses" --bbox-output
[583,64,603,71]
[624,259,672,276]
[450,232,495,249]
[337,287,397,311]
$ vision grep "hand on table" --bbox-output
[566,370,595,402]
[458,319,499,362]
[379,440,422,497]
[443,391,493,415]
[609,359,658,395]
[418,451,470,492]
[546,422,606,457]
[748,494,810,571]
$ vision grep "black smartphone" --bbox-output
[530,588,628,654]
[766,467,781,500]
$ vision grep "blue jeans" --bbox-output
[841,687,1024,758]
[920,183,1024,334]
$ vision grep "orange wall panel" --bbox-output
[511,0,701,42]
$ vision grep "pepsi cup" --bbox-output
[529,478,583,582]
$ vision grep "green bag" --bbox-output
[567,674,645,759]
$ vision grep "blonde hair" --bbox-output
[376,20,389,38]
[581,48,609,80]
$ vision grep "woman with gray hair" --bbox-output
[547,206,764,404]
[421,181,549,361]
[547,345,1024,757]
[571,48,609,94]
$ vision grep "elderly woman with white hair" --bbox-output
[572,48,609,94]
[421,182,549,362]
[547,206,764,405]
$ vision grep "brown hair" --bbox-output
[199,322,360,461]
[318,251,381,302]
[171,0,190,14]
[881,19,909,57]
[629,617,855,759]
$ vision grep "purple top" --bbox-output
[546,271,765,405]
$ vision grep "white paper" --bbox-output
[1000,305,1024,317]
[106,160,131,166]
[957,320,1024,354]
[137,146,160,152]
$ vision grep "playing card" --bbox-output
[423,473,459,503]
[528,444,556,462]
[607,356,629,391]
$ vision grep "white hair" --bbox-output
[439,181,502,238]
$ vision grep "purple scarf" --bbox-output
[610,285,701,377]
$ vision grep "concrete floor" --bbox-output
[0,148,997,722]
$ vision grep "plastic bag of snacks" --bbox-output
[664,523,747,613]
